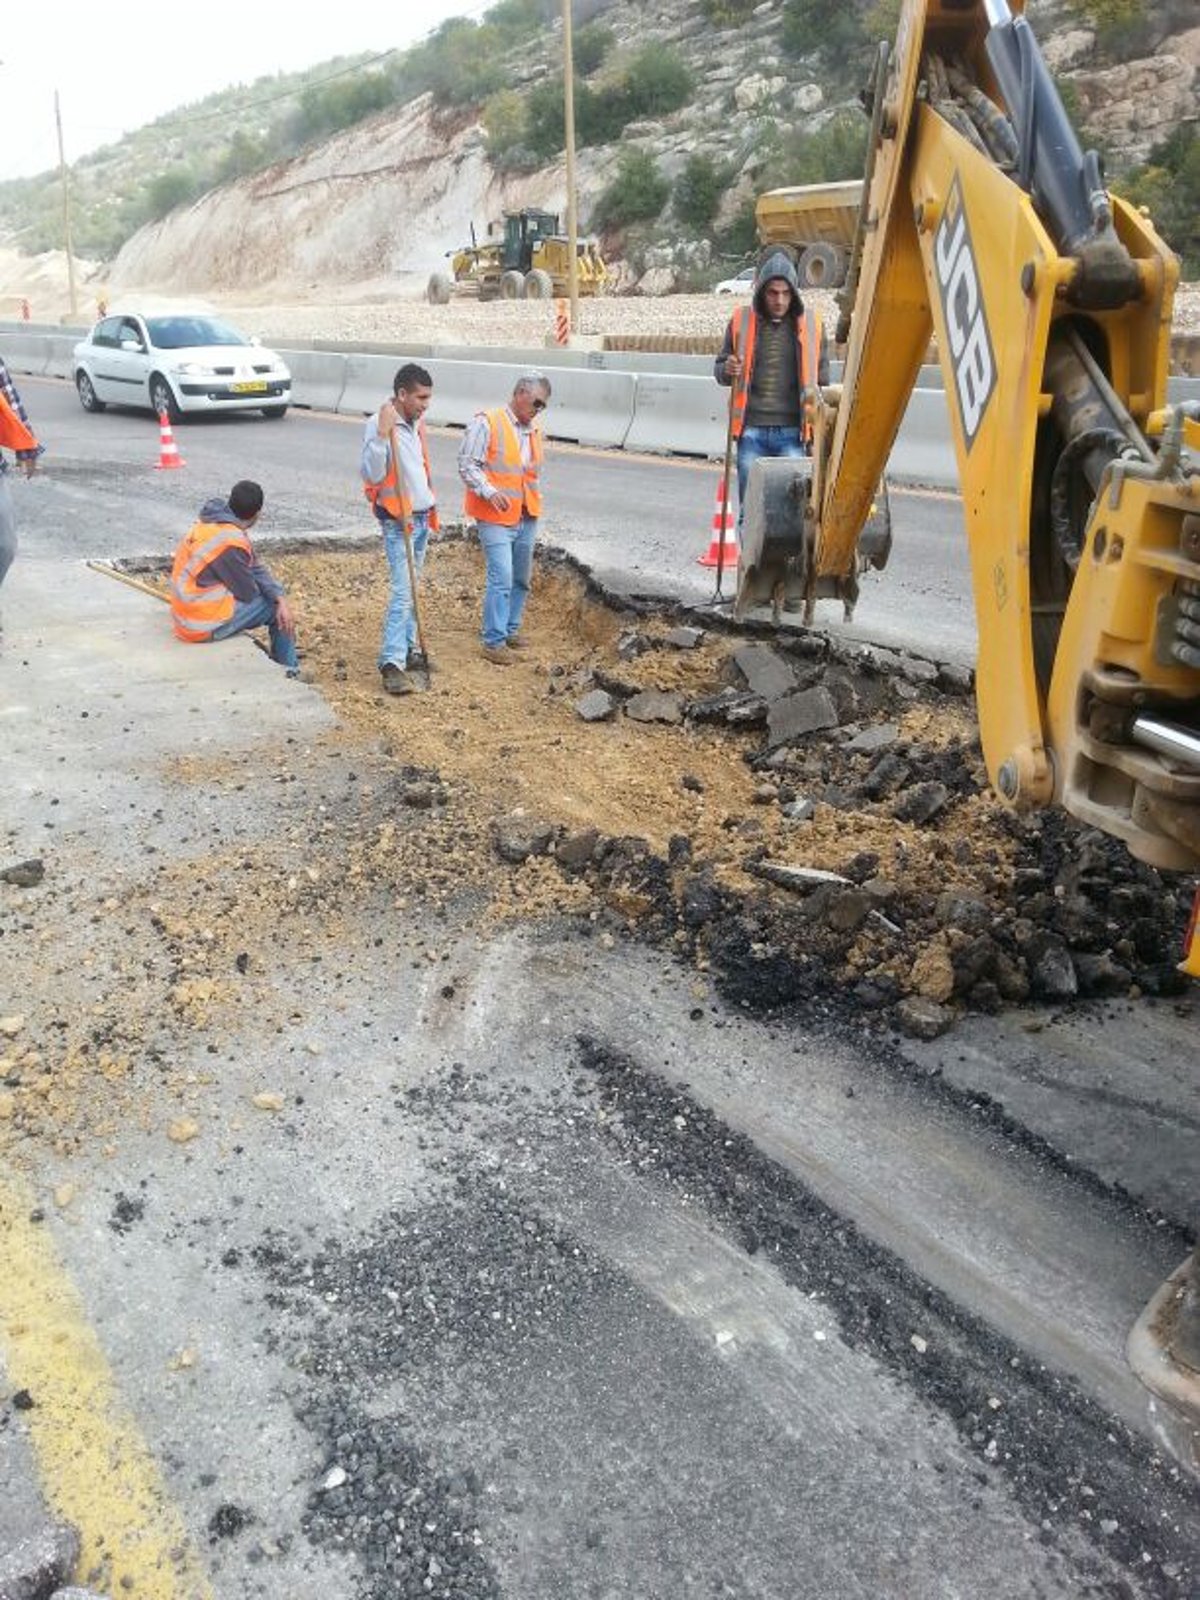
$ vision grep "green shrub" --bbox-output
[716,195,759,258]
[591,148,670,231]
[574,22,615,76]
[1063,0,1152,54]
[622,43,694,118]
[144,166,202,221]
[781,0,866,59]
[526,75,567,158]
[864,0,901,41]
[1120,124,1200,274]
[674,154,723,228]
[485,89,529,160]
[760,111,868,190]
[700,0,758,25]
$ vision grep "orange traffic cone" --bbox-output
[154,411,185,470]
[697,476,737,568]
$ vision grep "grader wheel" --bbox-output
[426,272,453,305]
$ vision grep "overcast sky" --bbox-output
[1,0,484,182]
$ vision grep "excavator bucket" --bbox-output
[734,458,811,621]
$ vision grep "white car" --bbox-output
[73,312,291,421]
[713,267,756,295]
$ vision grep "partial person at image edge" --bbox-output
[713,249,829,533]
[169,480,299,673]
[458,372,551,666]
[0,352,45,612]
[361,363,439,696]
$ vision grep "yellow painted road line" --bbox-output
[0,1172,213,1599]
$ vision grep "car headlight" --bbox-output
[173,362,217,377]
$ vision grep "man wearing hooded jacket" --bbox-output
[713,248,829,532]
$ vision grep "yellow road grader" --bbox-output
[427,209,608,304]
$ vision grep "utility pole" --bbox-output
[54,90,78,320]
[561,0,579,334]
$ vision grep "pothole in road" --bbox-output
[273,536,1194,1039]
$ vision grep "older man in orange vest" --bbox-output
[169,481,299,672]
[458,372,550,665]
[714,249,828,536]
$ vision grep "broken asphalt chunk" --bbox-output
[625,690,684,725]
[765,685,840,750]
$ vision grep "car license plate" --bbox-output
[231,381,268,394]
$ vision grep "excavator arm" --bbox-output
[736,0,1200,877]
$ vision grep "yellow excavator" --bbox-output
[735,0,1199,1454]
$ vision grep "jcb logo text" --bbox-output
[934,177,996,449]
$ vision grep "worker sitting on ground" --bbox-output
[169,480,299,672]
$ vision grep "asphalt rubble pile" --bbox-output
[472,578,1195,1042]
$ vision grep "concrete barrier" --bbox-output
[281,348,348,413]
[43,336,78,380]
[338,352,407,416]
[422,359,636,449]
[625,374,727,458]
[888,390,958,488]
[0,331,55,377]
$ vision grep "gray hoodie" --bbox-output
[192,497,284,604]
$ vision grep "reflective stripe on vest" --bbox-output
[363,418,440,531]
[169,522,251,641]
[729,306,823,444]
[463,409,543,527]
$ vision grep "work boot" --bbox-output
[381,662,414,695]
[481,644,512,666]
[407,648,433,673]
[505,635,528,650]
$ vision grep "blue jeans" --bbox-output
[477,515,536,647]
[210,594,298,670]
[736,426,807,534]
[378,510,431,667]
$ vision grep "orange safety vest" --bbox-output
[169,520,252,642]
[728,305,823,444]
[0,392,37,454]
[363,416,440,530]
[462,408,543,527]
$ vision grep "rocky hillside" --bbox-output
[41,0,1200,299]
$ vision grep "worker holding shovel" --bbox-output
[362,363,439,695]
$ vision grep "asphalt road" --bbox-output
[0,376,1196,1600]
[11,376,978,663]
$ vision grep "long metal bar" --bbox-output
[1131,716,1200,770]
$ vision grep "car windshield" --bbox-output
[144,316,251,350]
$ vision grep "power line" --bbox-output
[162,48,400,128]
[141,0,500,131]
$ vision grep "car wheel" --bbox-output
[261,406,288,420]
[149,374,181,424]
[75,370,106,412]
